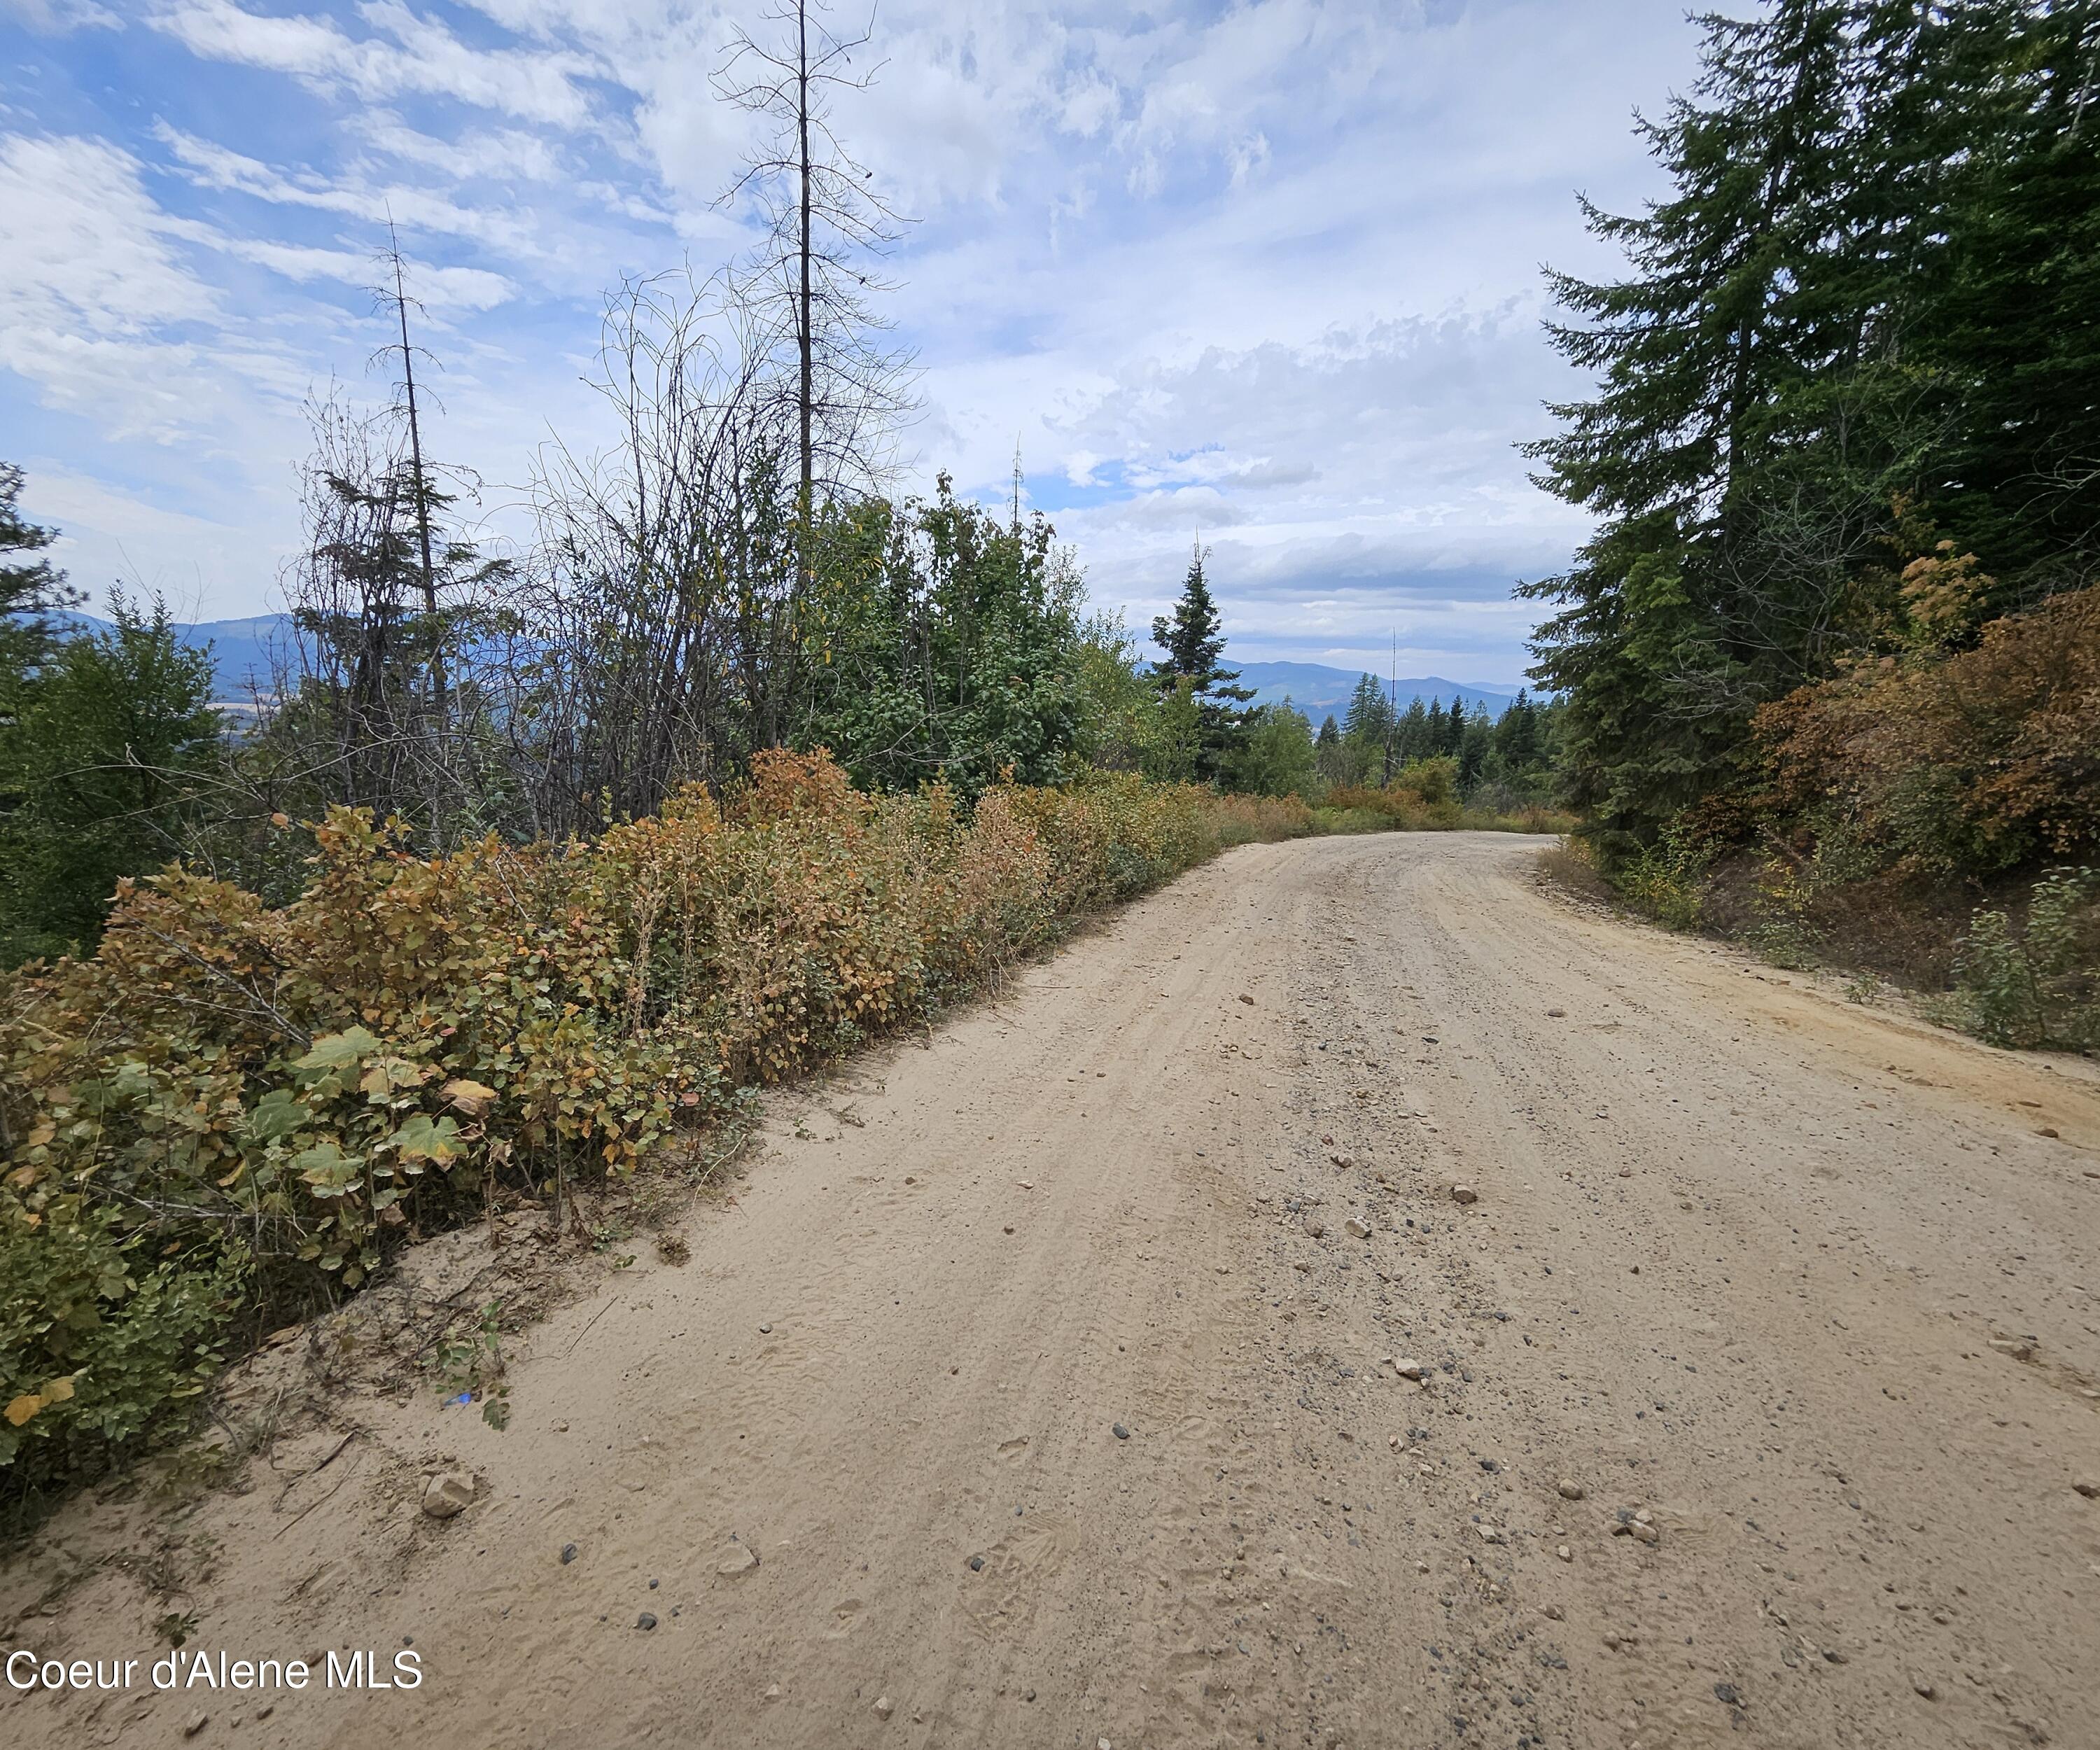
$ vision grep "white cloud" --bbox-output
[18,464,286,617]
[1,0,1710,660]
[215,237,515,312]
[0,135,248,440]
[147,0,600,127]
[1,0,117,31]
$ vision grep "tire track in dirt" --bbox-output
[5,832,2096,1749]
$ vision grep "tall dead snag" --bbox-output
[714,0,917,556]
[379,221,446,747]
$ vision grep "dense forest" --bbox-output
[1530,0,2098,1047]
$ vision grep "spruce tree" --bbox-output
[1149,542,1252,783]
[0,463,76,695]
[1914,2,2100,596]
[1340,673,1390,742]
[1443,696,1468,756]
[1394,696,1429,762]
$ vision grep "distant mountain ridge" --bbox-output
[1231,661,1518,722]
[48,615,1525,725]
[53,610,288,702]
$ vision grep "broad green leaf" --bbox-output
[245,1088,310,1143]
[389,1112,463,1165]
[292,1140,362,1196]
[294,1026,382,1072]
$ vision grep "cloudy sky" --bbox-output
[1,0,1705,687]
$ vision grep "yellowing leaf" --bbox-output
[5,1394,43,1427]
[41,1376,75,1404]
[442,1079,497,1116]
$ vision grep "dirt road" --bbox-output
[8,831,2099,1749]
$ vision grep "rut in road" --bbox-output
[6,831,2097,1750]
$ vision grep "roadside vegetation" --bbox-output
[0,749,1318,1513]
[1526,1,2098,1052]
[0,456,1564,1515]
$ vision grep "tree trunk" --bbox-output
[392,239,447,844]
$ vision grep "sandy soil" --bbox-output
[6,830,2099,1750]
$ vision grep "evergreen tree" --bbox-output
[1493,690,1544,773]
[0,463,77,713]
[1149,542,1253,783]
[1443,696,1468,756]
[1912,2,2100,596]
[1523,0,1961,855]
[1150,542,1225,684]
[1459,713,1494,792]
[1,594,220,960]
[1340,674,1390,741]
[1394,696,1429,763]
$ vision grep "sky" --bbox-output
[0,0,1708,688]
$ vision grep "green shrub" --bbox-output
[0,1207,244,1506]
[1615,816,1714,930]
[1951,867,2100,1050]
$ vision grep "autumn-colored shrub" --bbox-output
[1324,783,1457,830]
[1586,585,2098,1041]
[1322,759,1575,836]
[0,752,1302,1502]
[1755,583,2100,881]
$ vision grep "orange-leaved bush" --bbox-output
[1754,582,2100,879]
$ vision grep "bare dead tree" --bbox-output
[507,270,802,834]
[369,225,458,843]
[713,0,918,518]
[376,221,446,731]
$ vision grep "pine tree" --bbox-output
[1,594,219,959]
[1494,690,1544,772]
[1151,542,1234,689]
[1443,696,1468,756]
[1458,713,1494,792]
[1394,696,1429,763]
[1914,2,2100,596]
[1340,673,1390,742]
